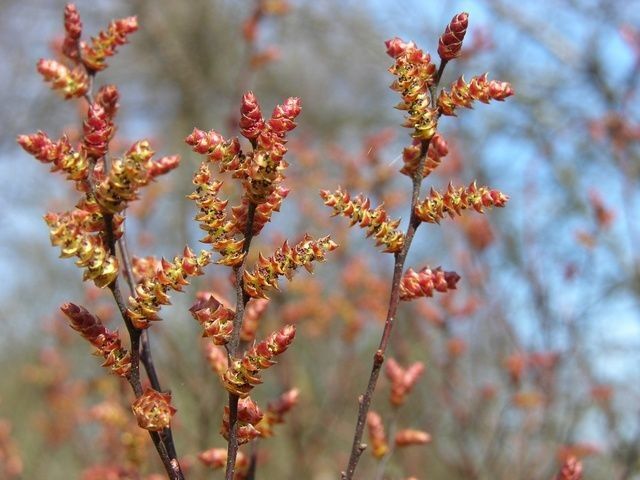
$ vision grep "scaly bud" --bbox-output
[60,302,131,377]
[438,12,469,61]
[320,188,404,253]
[127,247,211,329]
[414,182,508,224]
[399,267,460,301]
[243,235,338,299]
[81,16,138,72]
[437,74,514,116]
[37,59,88,99]
[131,388,176,431]
[385,358,425,406]
[367,411,388,459]
[222,325,295,397]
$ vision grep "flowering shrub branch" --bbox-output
[320,12,512,479]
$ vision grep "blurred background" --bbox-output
[1,0,640,478]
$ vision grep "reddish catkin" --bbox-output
[188,163,245,266]
[320,188,405,253]
[437,74,514,116]
[62,3,82,62]
[400,133,449,178]
[185,128,245,177]
[17,132,89,188]
[386,37,438,140]
[243,235,338,299]
[36,59,88,99]
[256,388,300,437]
[131,388,177,432]
[385,358,426,406]
[438,12,469,61]
[366,411,389,459]
[414,182,508,224]
[399,267,460,301]
[81,15,139,72]
[189,295,234,345]
[44,209,119,288]
[220,397,263,445]
[82,103,114,160]
[395,429,431,447]
[222,325,296,397]
[60,303,131,377]
[127,247,211,329]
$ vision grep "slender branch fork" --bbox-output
[84,71,184,479]
[341,61,448,480]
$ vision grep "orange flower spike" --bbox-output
[400,134,449,178]
[81,15,138,72]
[232,185,290,236]
[414,182,508,224]
[438,12,469,61]
[82,103,114,160]
[320,188,404,253]
[221,397,263,445]
[36,59,88,99]
[127,248,211,329]
[131,387,176,432]
[95,84,120,119]
[185,128,245,177]
[199,448,248,473]
[243,235,338,299]
[395,429,431,447]
[399,267,460,301]
[60,303,131,377]
[204,343,228,376]
[189,295,234,345]
[18,132,89,185]
[438,74,514,116]
[268,97,302,136]
[222,325,296,397]
[385,358,425,406]
[239,91,265,141]
[95,140,159,213]
[188,163,246,266]
[386,37,438,140]
[44,210,119,288]
[366,411,388,459]
[62,4,83,62]
[257,387,300,437]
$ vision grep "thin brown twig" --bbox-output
[342,63,447,480]
[225,202,258,480]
